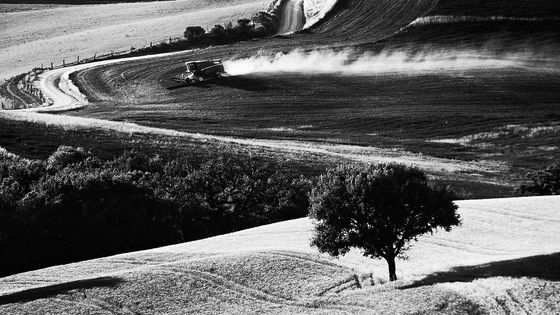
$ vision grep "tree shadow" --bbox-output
[401,252,560,289]
[0,276,123,305]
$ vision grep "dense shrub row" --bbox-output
[132,13,279,56]
[0,146,310,277]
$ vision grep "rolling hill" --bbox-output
[0,1,559,313]
[0,196,559,314]
[0,0,269,79]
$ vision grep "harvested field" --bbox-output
[1,196,559,314]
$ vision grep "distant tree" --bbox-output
[309,163,460,281]
[237,18,253,30]
[209,24,227,41]
[517,163,560,195]
[252,11,278,33]
[183,26,206,42]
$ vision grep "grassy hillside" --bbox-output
[0,196,558,314]
[0,0,172,3]
[0,0,269,79]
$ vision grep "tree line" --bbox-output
[1,145,556,280]
[0,146,309,276]
[133,13,279,56]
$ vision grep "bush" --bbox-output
[176,11,279,51]
[184,26,205,42]
[517,163,560,196]
[47,145,93,171]
[163,156,310,240]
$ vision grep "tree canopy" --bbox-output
[517,163,560,195]
[0,147,310,277]
[309,163,460,281]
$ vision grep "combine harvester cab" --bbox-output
[172,60,226,84]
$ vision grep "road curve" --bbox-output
[19,50,194,113]
[276,0,306,35]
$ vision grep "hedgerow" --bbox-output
[0,146,310,276]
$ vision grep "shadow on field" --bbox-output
[166,82,212,90]
[401,252,560,289]
[0,277,123,305]
[213,76,275,91]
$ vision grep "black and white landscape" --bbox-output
[0,0,559,313]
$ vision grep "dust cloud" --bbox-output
[224,48,528,75]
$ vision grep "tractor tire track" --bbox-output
[161,267,369,314]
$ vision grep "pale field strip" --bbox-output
[0,0,269,80]
[409,15,560,26]
[430,123,560,146]
[27,49,199,111]
[0,195,558,298]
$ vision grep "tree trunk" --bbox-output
[386,256,397,281]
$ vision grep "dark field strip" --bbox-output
[0,117,333,174]
[0,117,516,198]
[429,0,560,19]
[69,56,560,172]
[371,20,560,53]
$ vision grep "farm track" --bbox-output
[164,267,294,304]
[161,266,370,313]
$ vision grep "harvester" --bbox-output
[171,60,226,84]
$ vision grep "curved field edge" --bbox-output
[0,0,270,80]
[0,195,559,314]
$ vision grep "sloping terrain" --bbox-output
[309,0,437,42]
[0,1,559,311]
[369,0,560,52]
[2,0,558,196]
[0,196,559,314]
[0,0,269,79]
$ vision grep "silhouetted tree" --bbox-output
[253,11,278,33]
[309,163,460,281]
[184,26,206,42]
[517,163,560,195]
[172,156,310,239]
[237,18,252,29]
[209,24,227,42]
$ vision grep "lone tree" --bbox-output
[309,163,460,281]
[184,26,206,42]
